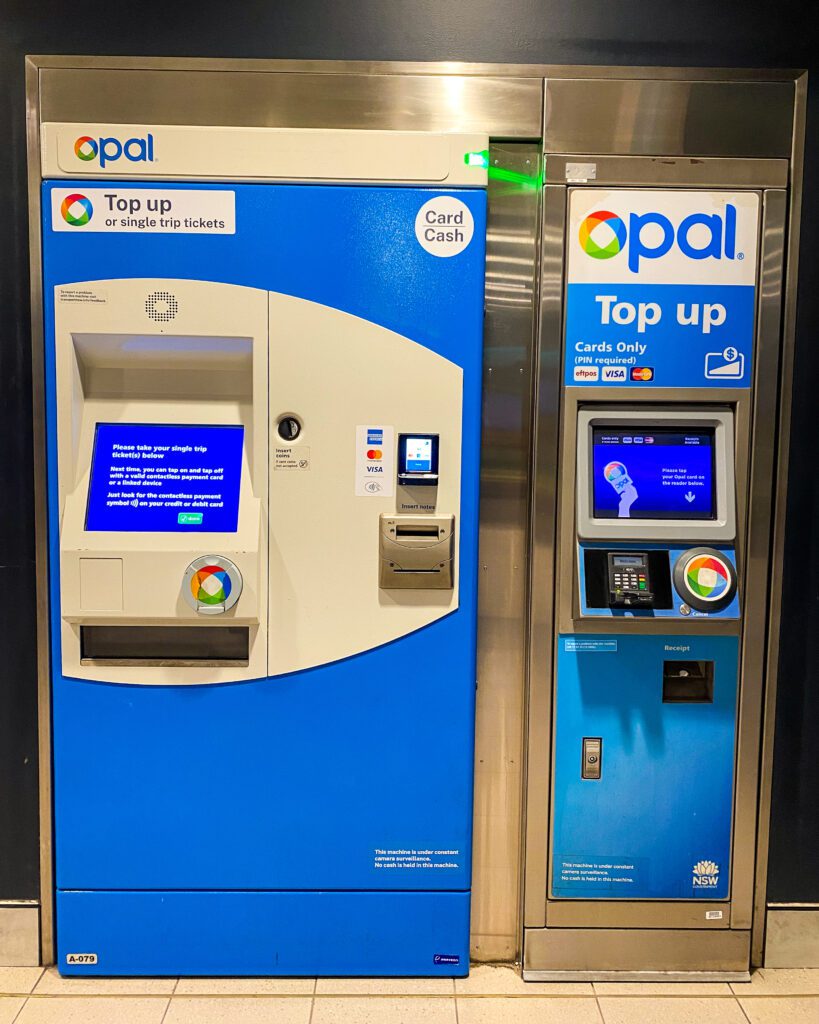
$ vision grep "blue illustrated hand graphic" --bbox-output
[603,461,638,519]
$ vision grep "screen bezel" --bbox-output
[84,421,245,534]
[576,408,736,541]
[397,432,440,482]
[591,425,717,522]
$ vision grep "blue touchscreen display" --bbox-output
[86,423,244,532]
[592,427,715,520]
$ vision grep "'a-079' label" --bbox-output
[66,953,98,965]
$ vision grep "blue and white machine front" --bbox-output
[39,124,487,975]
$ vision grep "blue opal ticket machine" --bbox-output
[39,124,487,975]
[523,178,788,978]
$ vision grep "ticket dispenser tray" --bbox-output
[379,514,454,590]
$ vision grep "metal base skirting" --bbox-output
[0,904,40,966]
[523,927,751,976]
[524,971,751,982]
[765,908,819,967]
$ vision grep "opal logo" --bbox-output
[579,210,627,260]
[72,133,155,168]
[580,206,739,272]
[692,859,720,888]
[73,136,97,161]
[60,193,93,226]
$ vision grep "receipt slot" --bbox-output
[41,127,486,975]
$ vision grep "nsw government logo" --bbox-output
[692,859,720,889]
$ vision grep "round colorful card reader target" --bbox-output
[672,548,737,613]
[183,555,243,615]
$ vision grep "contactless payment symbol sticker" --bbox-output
[183,555,242,615]
[673,548,737,613]
[60,193,93,226]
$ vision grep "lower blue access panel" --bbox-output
[552,633,739,901]
[58,890,470,976]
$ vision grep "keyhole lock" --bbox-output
[277,416,302,442]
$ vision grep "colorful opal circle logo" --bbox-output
[60,193,93,226]
[579,210,627,260]
[182,555,242,615]
[604,461,628,485]
[683,554,731,601]
[190,565,232,606]
[73,135,98,161]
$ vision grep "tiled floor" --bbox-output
[1,965,817,1022]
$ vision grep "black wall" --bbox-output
[0,1,816,902]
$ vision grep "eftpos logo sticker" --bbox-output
[692,859,720,889]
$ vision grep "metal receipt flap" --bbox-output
[379,514,454,590]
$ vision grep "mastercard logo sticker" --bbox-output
[367,449,383,460]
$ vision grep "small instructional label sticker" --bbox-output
[415,196,474,258]
[557,856,647,893]
[563,638,618,653]
[705,910,724,920]
[274,446,311,471]
[373,848,460,871]
[51,188,235,234]
[57,286,108,305]
[65,953,98,965]
[355,426,394,496]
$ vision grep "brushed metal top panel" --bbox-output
[29,56,804,82]
[39,68,542,138]
[545,79,795,158]
[546,154,788,189]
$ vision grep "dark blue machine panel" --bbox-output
[86,423,244,532]
[43,181,486,975]
[552,633,738,900]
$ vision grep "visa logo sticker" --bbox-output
[601,365,628,382]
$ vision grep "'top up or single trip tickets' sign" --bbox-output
[565,190,759,388]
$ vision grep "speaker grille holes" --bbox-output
[145,291,178,321]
